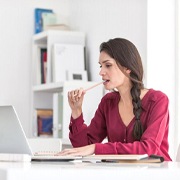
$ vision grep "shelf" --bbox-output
[32,82,64,93]
[32,81,100,93]
[33,30,85,45]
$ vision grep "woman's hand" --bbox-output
[68,88,85,119]
[56,144,95,156]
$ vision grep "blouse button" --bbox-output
[124,139,126,142]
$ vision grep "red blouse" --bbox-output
[69,89,172,161]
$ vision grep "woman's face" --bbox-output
[99,51,130,90]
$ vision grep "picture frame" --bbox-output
[66,70,88,81]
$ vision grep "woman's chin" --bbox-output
[104,86,113,91]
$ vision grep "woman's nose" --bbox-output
[99,68,105,76]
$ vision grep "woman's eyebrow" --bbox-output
[98,60,111,64]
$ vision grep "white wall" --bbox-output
[68,0,147,82]
[0,0,69,135]
[147,0,176,160]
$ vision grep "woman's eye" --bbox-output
[106,64,111,68]
[99,64,112,68]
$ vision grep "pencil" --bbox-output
[84,81,104,92]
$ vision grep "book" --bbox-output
[43,50,47,83]
[40,48,47,83]
[38,116,52,136]
[36,109,53,137]
[34,8,53,34]
[33,45,47,85]
[42,12,57,31]
[43,24,70,31]
[82,154,164,163]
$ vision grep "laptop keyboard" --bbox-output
[34,151,59,156]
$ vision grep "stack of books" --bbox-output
[34,8,70,34]
[35,109,53,137]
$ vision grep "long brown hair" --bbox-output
[100,38,144,141]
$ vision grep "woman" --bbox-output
[58,38,172,161]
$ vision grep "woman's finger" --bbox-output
[55,148,78,156]
[68,88,84,102]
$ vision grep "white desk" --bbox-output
[0,161,180,180]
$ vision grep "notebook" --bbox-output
[0,105,80,161]
[82,154,164,163]
[82,154,149,161]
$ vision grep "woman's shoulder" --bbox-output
[99,91,119,109]
[102,91,119,100]
[99,91,119,104]
[143,88,169,102]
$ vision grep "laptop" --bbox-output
[0,105,81,161]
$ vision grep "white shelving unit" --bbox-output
[32,30,86,85]
[31,30,104,139]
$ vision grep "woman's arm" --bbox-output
[69,94,108,147]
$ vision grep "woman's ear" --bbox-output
[125,68,131,74]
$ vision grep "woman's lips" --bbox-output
[103,80,109,85]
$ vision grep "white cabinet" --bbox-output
[31,30,104,139]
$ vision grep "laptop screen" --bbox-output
[0,105,33,155]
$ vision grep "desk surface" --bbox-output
[0,161,180,180]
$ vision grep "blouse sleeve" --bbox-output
[95,93,170,160]
[69,96,107,147]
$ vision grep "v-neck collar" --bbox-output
[115,89,153,127]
